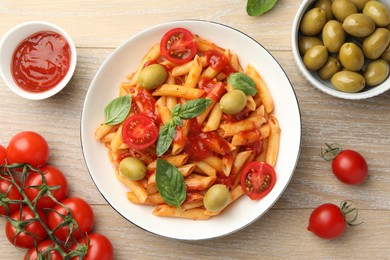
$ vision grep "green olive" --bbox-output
[138,64,167,90]
[319,56,342,80]
[331,70,366,93]
[342,13,376,38]
[364,59,390,86]
[303,45,329,70]
[363,28,390,60]
[219,89,247,115]
[350,0,370,11]
[119,157,147,181]
[315,0,334,20]
[339,42,365,71]
[381,43,390,61]
[363,0,390,27]
[203,184,230,212]
[300,7,327,36]
[322,20,346,53]
[298,36,323,55]
[332,0,358,22]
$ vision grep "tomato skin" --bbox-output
[308,203,347,239]
[160,28,197,64]
[5,206,48,248]
[24,165,69,209]
[0,176,23,216]
[48,197,94,241]
[6,131,49,167]
[24,239,64,260]
[69,233,114,260]
[332,150,368,185]
[0,145,6,165]
[240,162,276,200]
[122,114,159,150]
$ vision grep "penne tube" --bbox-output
[129,44,160,85]
[95,124,114,140]
[203,103,222,132]
[184,55,202,88]
[265,115,281,166]
[246,64,274,113]
[126,191,164,205]
[152,205,211,220]
[115,170,148,203]
[152,84,205,99]
[194,35,225,53]
[185,174,217,191]
[194,161,217,176]
[219,116,266,137]
[203,156,223,174]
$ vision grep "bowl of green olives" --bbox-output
[292,0,390,99]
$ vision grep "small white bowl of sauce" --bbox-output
[0,21,77,100]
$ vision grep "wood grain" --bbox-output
[1,0,390,259]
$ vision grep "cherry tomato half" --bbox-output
[240,162,276,200]
[48,197,94,241]
[122,114,158,150]
[24,239,64,260]
[160,28,197,64]
[332,149,368,185]
[24,165,69,209]
[6,131,49,167]
[70,233,114,260]
[307,203,347,239]
[0,176,23,216]
[5,206,48,248]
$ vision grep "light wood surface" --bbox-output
[1,0,390,259]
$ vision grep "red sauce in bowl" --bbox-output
[11,31,71,93]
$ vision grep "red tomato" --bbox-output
[307,203,347,239]
[24,165,69,209]
[0,176,23,216]
[160,28,197,64]
[5,206,48,248]
[24,239,64,260]
[122,114,158,150]
[48,197,94,241]
[240,162,276,200]
[0,145,6,165]
[332,149,368,185]
[69,233,114,260]
[6,131,49,167]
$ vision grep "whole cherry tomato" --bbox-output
[24,239,64,260]
[69,233,114,260]
[0,145,6,165]
[321,143,368,185]
[48,197,94,241]
[6,131,49,167]
[0,176,23,216]
[5,206,48,248]
[24,165,69,209]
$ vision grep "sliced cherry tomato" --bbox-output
[24,165,69,209]
[69,233,114,260]
[122,114,158,150]
[0,176,23,216]
[6,131,49,167]
[0,145,6,165]
[160,28,197,64]
[24,239,64,260]
[48,197,94,241]
[240,162,276,200]
[5,206,48,248]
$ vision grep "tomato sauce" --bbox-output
[11,31,71,93]
[204,49,236,76]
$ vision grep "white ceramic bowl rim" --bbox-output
[0,20,77,100]
[291,0,390,100]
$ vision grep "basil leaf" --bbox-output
[171,104,180,118]
[103,94,131,125]
[246,0,278,17]
[155,158,186,209]
[228,72,257,96]
[176,98,212,119]
[156,121,176,156]
[172,115,182,127]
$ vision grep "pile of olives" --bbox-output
[299,0,390,93]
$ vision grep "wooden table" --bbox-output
[1,0,390,259]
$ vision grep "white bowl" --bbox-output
[0,21,77,100]
[292,0,390,100]
[81,20,302,240]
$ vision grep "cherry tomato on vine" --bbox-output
[0,176,23,216]
[0,145,6,165]
[69,233,114,260]
[5,206,48,248]
[24,239,64,260]
[160,28,197,64]
[240,162,276,200]
[321,144,368,185]
[24,165,69,209]
[6,131,49,167]
[48,197,94,241]
[122,114,158,150]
